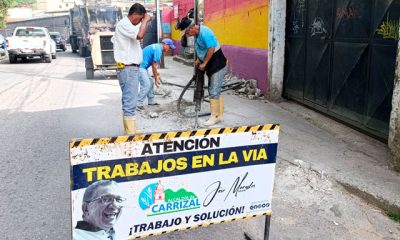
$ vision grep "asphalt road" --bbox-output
[0,50,124,240]
[0,50,399,240]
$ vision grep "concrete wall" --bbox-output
[1,15,70,39]
[389,36,400,171]
[7,8,33,19]
[171,0,269,94]
[267,0,286,100]
[36,0,81,12]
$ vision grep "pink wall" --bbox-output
[204,0,266,17]
[174,0,194,19]
[222,45,268,93]
[162,9,173,23]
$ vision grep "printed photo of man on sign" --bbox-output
[70,124,280,239]
[73,180,126,240]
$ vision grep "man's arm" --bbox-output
[195,58,201,66]
[137,14,152,40]
[151,62,160,86]
[199,47,215,71]
[118,20,139,39]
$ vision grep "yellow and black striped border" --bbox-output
[70,124,280,149]
[128,212,271,239]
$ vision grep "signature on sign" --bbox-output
[203,172,255,207]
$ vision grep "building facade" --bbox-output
[269,0,400,170]
[36,0,82,13]
[170,0,400,170]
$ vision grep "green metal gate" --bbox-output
[284,0,399,140]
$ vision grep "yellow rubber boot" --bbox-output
[219,96,224,121]
[204,98,223,126]
[123,117,142,135]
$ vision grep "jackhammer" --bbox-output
[174,6,243,127]
[193,65,205,128]
[175,6,208,128]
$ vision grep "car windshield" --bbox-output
[51,35,61,41]
[16,29,46,37]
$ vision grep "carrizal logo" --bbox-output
[138,181,201,216]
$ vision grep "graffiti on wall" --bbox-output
[310,17,327,36]
[292,0,306,35]
[336,6,360,19]
[376,15,400,40]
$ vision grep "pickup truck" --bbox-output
[6,26,56,63]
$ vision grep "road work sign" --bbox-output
[69,124,280,239]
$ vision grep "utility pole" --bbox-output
[156,0,165,68]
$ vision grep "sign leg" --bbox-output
[264,215,271,240]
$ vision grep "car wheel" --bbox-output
[9,55,17,64]
[45,55,52,63]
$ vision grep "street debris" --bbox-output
[149,112,159,118]
[224,75,264,100]
[154,84,173,97]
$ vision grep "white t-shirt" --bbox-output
[73,228,114,240]
[112,17,142,65]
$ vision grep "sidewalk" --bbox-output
[158,56,400,216]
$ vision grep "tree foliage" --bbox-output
[0,0,13,28]
[10,0,35,7]
[0,0,35,28]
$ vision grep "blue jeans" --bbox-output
[118,66,139,117]
[137,68,156,106]
[208,65,228,99]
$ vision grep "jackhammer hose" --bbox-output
[175,76,244,119]
[177,75,210,118]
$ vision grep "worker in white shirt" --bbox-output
[112,3,152,135]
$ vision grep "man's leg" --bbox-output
[137,68,151,108]
[204,65,228,126]
[118,66,140,134]
[147,71,158,105]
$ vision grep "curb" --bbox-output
[244,232,256,240]
[273,100,400,217]
[337,181,400,216]
[281,157,400,216]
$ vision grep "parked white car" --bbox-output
[6,26,56,63]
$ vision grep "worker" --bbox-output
[137,39,176,110]
[112,3,152,135]
[180,21,228,126]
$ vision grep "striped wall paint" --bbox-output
[222,45,268,93]
[171,0,269,93]
[204,0,268,49]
